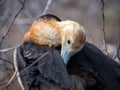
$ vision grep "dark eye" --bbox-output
[67,39,71,44]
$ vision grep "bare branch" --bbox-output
[101,0,108,55]
[36,0,52,19]
[21,52,49,74]
[1,48,49,89]
[17,51,49,90]
[7,70,17,87]
[17,0,34,21]
[12,48,25,90]
[15,51,49,90]
[0,0,26,89]
[42,0,52,15]
[0,0,7,5]
[0,44,21,53]
[0,71,17,90]
[0,0,26,45]
[117,45,120,60]
[0,12,10,31]
[0,58,13,65]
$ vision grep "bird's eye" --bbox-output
[67,39,71,44]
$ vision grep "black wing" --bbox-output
[37,49,72,89]
[16,42,72,90]
[67,42,120,90]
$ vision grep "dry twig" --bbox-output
[101,0,108,55]
[21,52,49,74]
[19,52,49,90]
[0,44,21,53]
[17,0,34,21]
[5,71,17,89]
[0,13,10,31]
[42,0,52,15]
[117,45,120,60]
[0,0,26,45]
[0,0,26,89]
[0,0,7,5]
[36,0,52,19]
[0,58,13,65]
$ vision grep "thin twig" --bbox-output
[1,67,17,90]
[20,52,49,74]
[7,71,17,87]
[16,51,49,90]
[42,0,52,14]
[17,0,34,21]
[1,48,49,90]
[101,0,108,55]
[0,58,13,65]
[0,13,10,31]
[19,52,49,90]
[0,44,21,53]
[117,45,120,60]
[0,0,26,45]
[36,0,52,19]
[0,0,7,5]
[13,48,25,90]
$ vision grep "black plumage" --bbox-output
[67,42,120,90]
[16,42,85,90]
[15,42,120,90]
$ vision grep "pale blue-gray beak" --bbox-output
[61,46,74,65]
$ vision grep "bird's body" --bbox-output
[15,41,120,90]
[15,42,85,90]
[14,14,86,90]
[14,14,120,90]
[24,14,86,64]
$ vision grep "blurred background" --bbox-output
[0,0,120,89]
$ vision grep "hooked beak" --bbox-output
[61,46,74,65]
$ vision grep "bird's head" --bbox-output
[60,20,86,65]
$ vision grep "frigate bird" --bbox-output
[24,14,86,65]
[14,14,86,90]
[14,14,120,90]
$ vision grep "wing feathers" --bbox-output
[17,42,72,89]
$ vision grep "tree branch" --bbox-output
[20,52,49,74]
[0,58,13,65]
[0,0,26,45]
[42,0,52,15]
[0,0,7,5]
[0,44,21,53]
[117,45,120,60]
[101,0,108,55]
[36,0,52,19]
